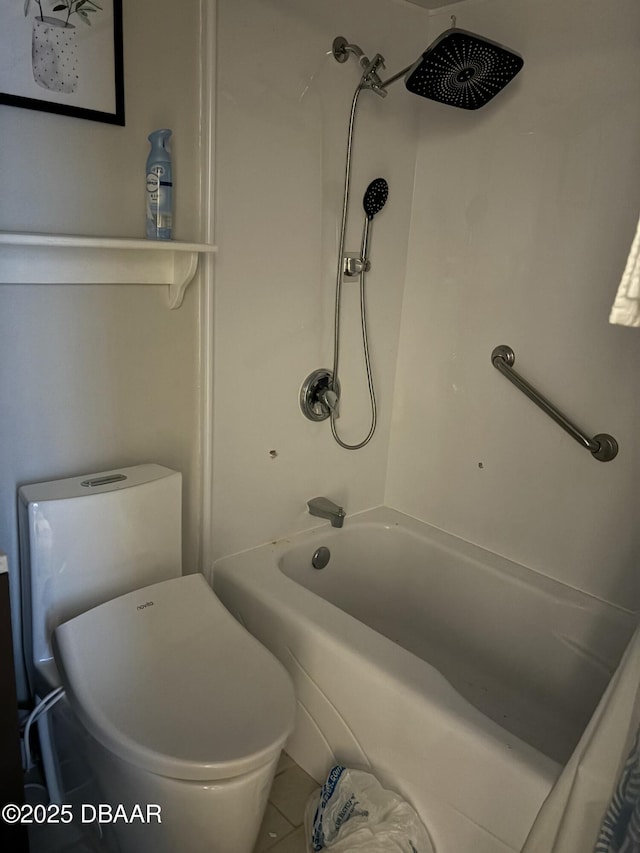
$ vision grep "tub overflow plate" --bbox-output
[311,546,331,570]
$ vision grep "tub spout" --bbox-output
[307,497,345,528]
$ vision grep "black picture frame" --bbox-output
[0,0,124,126]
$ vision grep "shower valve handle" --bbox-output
[320,388,340,417]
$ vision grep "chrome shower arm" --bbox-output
[332,36,365,64]
[332,37,388,97]
[378,63,414,91]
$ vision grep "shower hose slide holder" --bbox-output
[343,253,370,278]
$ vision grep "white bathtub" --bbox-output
[212,507,634,853]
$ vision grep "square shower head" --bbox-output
[405,28,524,110]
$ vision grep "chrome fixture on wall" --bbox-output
[300,178,387,437]
[491,345,618,462]
[331,37,388,97]
[307,497,345,528]
[343,179,389,279]
[301,23,524,450]
[300,369,340,421]
[332,27,523,109]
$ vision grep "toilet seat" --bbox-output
[52,574,296,782]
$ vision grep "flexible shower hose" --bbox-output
[330,84,377,450]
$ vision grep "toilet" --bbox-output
[19,464,296,853]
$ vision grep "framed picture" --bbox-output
[0,0,124,125]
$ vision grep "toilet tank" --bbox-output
[19,464,182,693]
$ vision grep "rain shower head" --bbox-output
[403,28,523,110]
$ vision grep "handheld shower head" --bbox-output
[404,28,523,110]
[363,178,389,221]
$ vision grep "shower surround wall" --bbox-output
[386,0,640,610]
[215,0,640,619]
[213,0,428,558]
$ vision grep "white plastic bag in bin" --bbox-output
[305,765,434,852]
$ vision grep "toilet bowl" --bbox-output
[19,465,296,853]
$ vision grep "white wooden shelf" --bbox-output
[0,232,218,309]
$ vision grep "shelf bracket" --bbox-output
[169,252,200,309]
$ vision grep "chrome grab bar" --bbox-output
[491,345,618,462]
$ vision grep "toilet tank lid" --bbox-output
[19,463,176,504]
[53,575,296,782]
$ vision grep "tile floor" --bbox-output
[253,752,320,853]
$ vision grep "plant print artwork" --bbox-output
[25,0,103,93]
[0,0,123,124]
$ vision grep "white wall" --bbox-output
[212,0,430,558]
[0,0,204,698]
[386,0,640,609]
